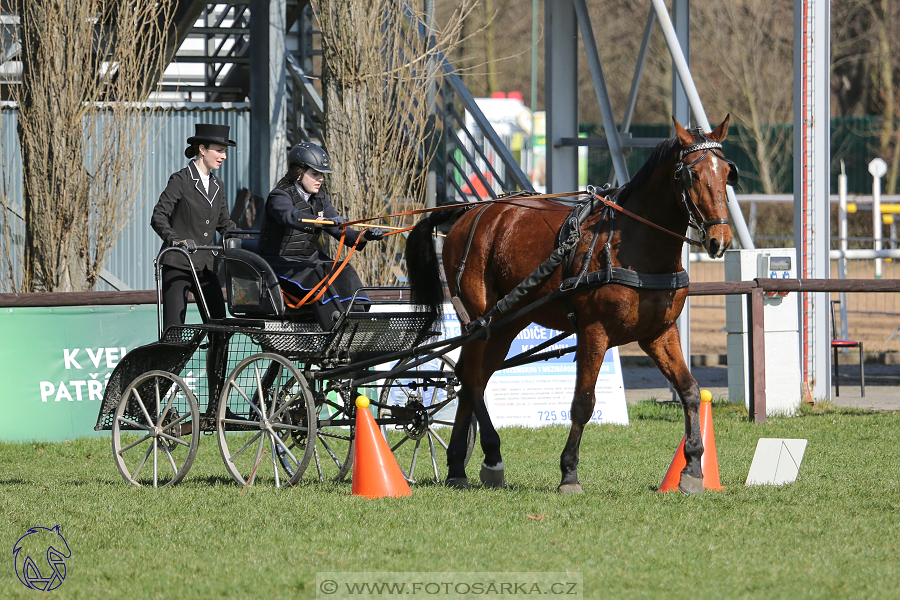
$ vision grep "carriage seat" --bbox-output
[222,245,286,318]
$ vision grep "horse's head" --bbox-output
[673,116,736,259]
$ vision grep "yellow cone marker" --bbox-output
[356,395,370,409]
[700,389,712,403]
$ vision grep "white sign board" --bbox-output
[745,438,808,486]
[439,307,629,427]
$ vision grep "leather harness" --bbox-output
[450,133,737,332]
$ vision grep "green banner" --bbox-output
[0,304,197,442]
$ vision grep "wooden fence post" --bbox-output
[746,285,767,423]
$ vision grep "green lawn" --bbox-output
[1,401,898,599]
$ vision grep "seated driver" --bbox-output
[256,143,384,328]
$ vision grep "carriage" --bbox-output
[94,238,474,488]
[97,117,738,493]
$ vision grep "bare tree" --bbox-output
[312,0,477,286]
[0,0,174,292]
[692,0,793,195]
[831,0,900,193]
[869,0,900,193]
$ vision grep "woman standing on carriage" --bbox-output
[151,123,237,332]
[151,124,237,437]
[257,142,384,329]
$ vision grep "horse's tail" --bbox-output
[405,207,466,331]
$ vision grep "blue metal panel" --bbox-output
[0,104,251,291]
[105,104,251,290]
[0,105,24,292]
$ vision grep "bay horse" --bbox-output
[405,117,735,494]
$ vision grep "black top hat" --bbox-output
[184,123,236,157]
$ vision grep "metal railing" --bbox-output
[402,2,533,203]
[280,0,534,201]
[688,254,900,317]
[285,53,324,146]
[158,3,251,99]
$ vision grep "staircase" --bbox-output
[159,0,531,201]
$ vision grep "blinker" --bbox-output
[726,161,739,187]
[676,164,695,191]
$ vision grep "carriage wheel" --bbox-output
[377,355,475,484]
[276,386,360,484]
[111,371,200,488]
[216,353,315,489]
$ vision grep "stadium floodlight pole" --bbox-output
[608,9,657,188]
[531,0,538,182]
[649,0,754,250]
[425,0,437,208]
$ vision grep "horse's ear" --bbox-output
[709,114,731,142]
[673,117,694,148]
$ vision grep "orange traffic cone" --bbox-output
[351,396,412,498]
[659,390,724,492]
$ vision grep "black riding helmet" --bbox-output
[288,142,333,174]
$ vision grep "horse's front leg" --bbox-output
[639,324,704,494]
[559,325,609,494]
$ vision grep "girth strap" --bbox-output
[467,222,583,331]
[559,267,690,291]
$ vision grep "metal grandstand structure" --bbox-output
[153,1,531,203]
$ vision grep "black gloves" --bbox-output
[329,215,348,226]
[174,239,197,252]
[363,228,385,241]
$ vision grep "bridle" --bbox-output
[674,131,738,244]
[585,132,738,249]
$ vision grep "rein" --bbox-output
[587,188,703,248]
[281,230,363,309]
[333,133,735,250]
[336,190,585,229]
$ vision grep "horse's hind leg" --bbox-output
[446,331,518,488]
[639,325,704,495]
[445,369,476,488]
[558,325,608,494]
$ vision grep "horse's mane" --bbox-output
[614,135,680,206]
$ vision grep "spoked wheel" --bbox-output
[277,385,362,483]
[378,355,475,484]
[111,370,200,487]
[216,353,315,488]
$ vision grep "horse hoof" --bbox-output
[479,462,505,488]
[445,477,470,489]
[557,483,583,495]
[678,474,704,495]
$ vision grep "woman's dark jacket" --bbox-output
[151,160,236,271]
[257,180,369,316]
[257,181,367,257]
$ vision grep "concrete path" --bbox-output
[621,362,899,411]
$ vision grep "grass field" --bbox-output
[2,401,899,599]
